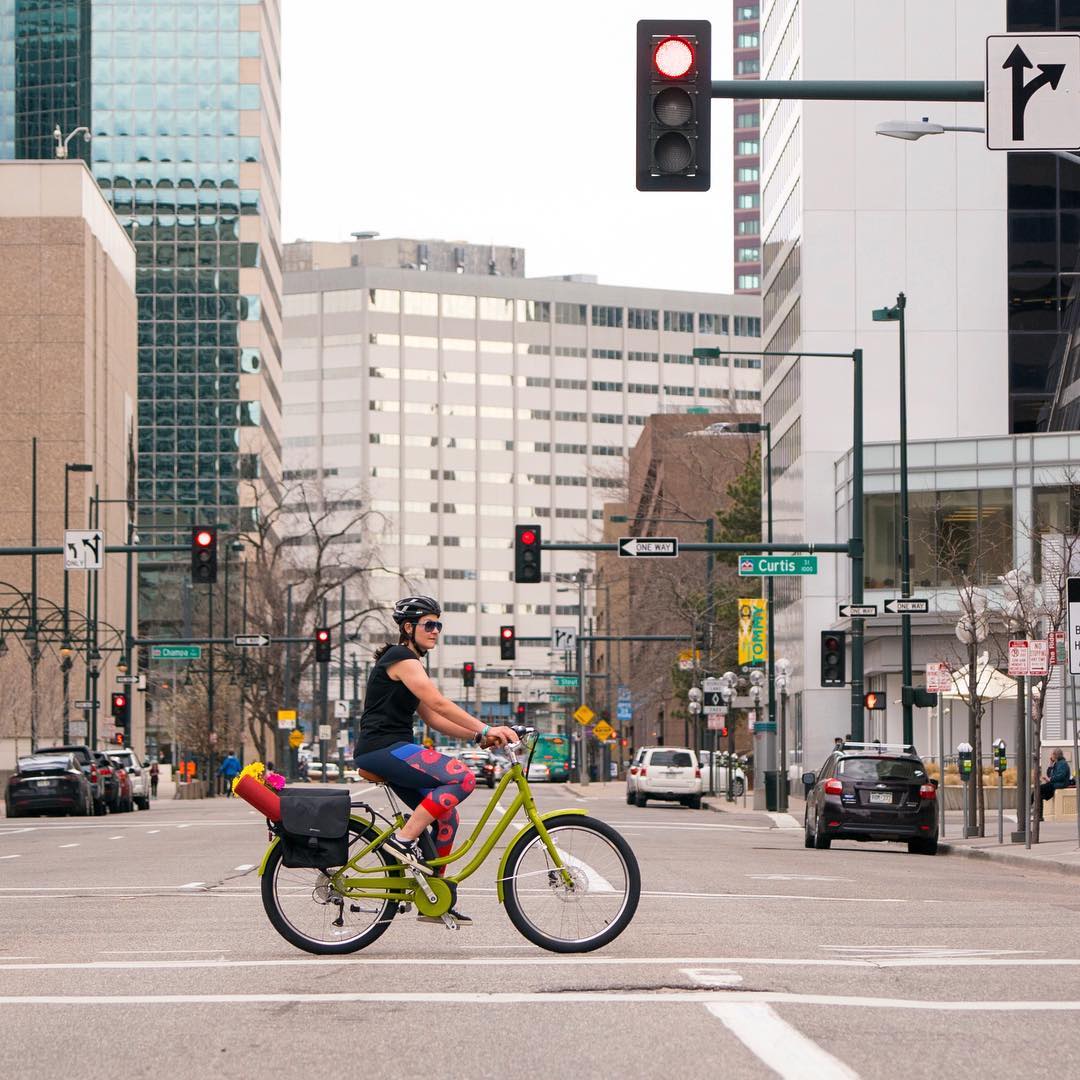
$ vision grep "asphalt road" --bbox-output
[2,782,1079,1080]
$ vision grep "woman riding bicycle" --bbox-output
[353,595,516,923]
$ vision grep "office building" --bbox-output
[758,0,1010,771]
[0,0,284,640]
[733,2,762,293]
[0,160,137,767]
[283,239,762,722]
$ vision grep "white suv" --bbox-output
[105,748,151,811]
[626,747,703,809]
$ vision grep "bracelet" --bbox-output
[481,724,491,737]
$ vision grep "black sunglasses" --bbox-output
[419,620,443,632]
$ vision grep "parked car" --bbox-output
[526,761,550,783]
[105,748,151,810]
[93,751,132,813]
[453,749,498,788]
[35,744,107,814]
[5,753,93,817]
[306,761,340,782]
[802,742,939,854]
[626,746,703,808]
[697,750,746,797]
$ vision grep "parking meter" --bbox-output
[957,742,974,783]
[993,739,1007,774]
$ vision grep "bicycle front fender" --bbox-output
[496,808,587,903]
[257,835,281,877]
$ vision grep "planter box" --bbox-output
[173,780,206,800]
[940,784,1016,810]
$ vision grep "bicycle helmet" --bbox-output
[392,595,442,626]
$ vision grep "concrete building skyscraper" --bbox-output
[733,2,762,294]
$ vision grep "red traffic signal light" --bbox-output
[653,36,695,79]
[194,529,213,547]
[500,624,516,661]
[514,524,542,583]
[863,691,886,711]
[515,703,526,720]
[190,525,218,584]
[314,627,331,663]
[462,662,476,688]
[719,726,729,738]
[111,692,130,733]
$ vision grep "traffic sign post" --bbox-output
[552,674,579,688]
[552,627,576,652]
[64,529,103,570]
[883,598,929,614]
[986,34,1080,150]
[233,635,270,648]
[838,603,878,618]
[618,537,679,558]
[277,709,297,732]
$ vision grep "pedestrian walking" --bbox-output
[218,752,242,796]
[149,761,159,798]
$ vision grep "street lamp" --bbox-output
[52,124,91,159]
[775,657,791,812]
[871,295,915,746]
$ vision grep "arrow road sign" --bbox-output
[838,603,878,618]
[618,536,679,558]
[233,635,270,647]
[883,598,929,614]
[64,529,103,570]
[987,34,1080,150]
[74,699,95,709]
[116,674,139,684]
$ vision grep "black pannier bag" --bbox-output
[277,787,352,869]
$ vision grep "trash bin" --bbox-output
[764,770,780,812]
[589,764,598,782]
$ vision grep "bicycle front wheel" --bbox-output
[502,814,640,953]
[261,820,404,954]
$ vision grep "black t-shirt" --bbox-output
[355,645,422,755]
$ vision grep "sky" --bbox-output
[280,1,736,295]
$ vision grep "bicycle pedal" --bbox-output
[441,913,459,931]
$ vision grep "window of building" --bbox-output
[592,348,623,360]
[736,193,761,209]
[555,378,587,390]
[516,299,551,322]
[736,33,759,47]
[628,307,659,330]
[442,294,477,318]
[736,140,760,156]
[403,291,438,316]
[663,310,694,333]
[284,293,318,316]
[698,312,728,334]
[735,59,760,75]
[737,167,760,184]
[736,5,759,18]
[628,350,659,363]
[737,219,760,235]
[591,304,623,327]
[592,380,623,392]
[735,111,760,129]
[734,315,762,336]
[737,246,761,262]
[555,302,587,325]
[479,296,513,320]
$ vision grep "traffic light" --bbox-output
[314,627,331,663]
[500,625,516,661]
[719,725,729,738]
[111,692,130,736]
[514,524,542,583]
[820,630,847,687]
[636,20,712,192]
[515,703,526,723]
[903,686,939,709]
[463,662,475,688]
[499,686,510,704]
[191,526,218,584]
[863,691,886,711]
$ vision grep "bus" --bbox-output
[532,733,570,782]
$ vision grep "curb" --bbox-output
[939,842,1080,879]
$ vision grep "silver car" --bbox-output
[105,748,151,810]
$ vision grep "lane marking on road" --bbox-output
[683,967,858,1079]
[108,836,123,840]
[7,954,1080,974]
[98,950,233,955]
[707,1001,860,1079]
[175,824,192,829]
[0,829,33,836]
[640,890,905,904]
[0,855,20,860]
[751,875,852,883]
[58,844,79,849]
[177,882,205,890]
[146,830,160,835]
[233,864,256,872]
[764,812,803,830]
[3,990,1080,1011]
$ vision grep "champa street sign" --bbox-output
[150,644,202,661]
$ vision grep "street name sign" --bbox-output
[1050,629,1066,666]
[1070,578,1080,676]
[618,536,679,558]
[64,529,103,571]
[838,603,878,618]
[617,702,633,721]
[883,598,930,614]
[987,34,1080,150]
[551,693,574,704]
[552,674,579,688]
[151,644,202,661]
[738,555,817,576]
[234,635,270,647]
[74,699,95,710]
[116,674,139,684]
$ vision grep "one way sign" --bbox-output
[987,34,1080,150]
[618,537,679,558]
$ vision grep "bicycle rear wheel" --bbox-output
[261,820,405,954]
[502,814,640,953]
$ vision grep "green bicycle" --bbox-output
[258,729,641,954]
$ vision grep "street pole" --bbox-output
[338,584,346,781]
[283,584,293,777]
[850,348,865,741]
[207,582,216,795]
[90,484,100,749]
[1011,672,1027,844]
[320,598,330,774]
[28,438,39,752]
[896,294,913,747]
[62,462,92,742]
[577,568,587,785]
[763,422,778,810]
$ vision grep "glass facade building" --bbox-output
[0,0,283,585]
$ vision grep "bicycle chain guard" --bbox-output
[411,875,453,917]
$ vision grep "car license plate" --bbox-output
[868,791,892,804]
[35,779,55,788]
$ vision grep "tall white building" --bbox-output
[759,1,1009,768]
[282,241,762,712]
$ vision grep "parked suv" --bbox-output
[36,744,107,815]
[626,747,702,809]
[105,748,151,810]
[5,753,93,817]
[698,750,746,797]
[802,742,939,854]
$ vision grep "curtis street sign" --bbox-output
[738,555,817,576]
